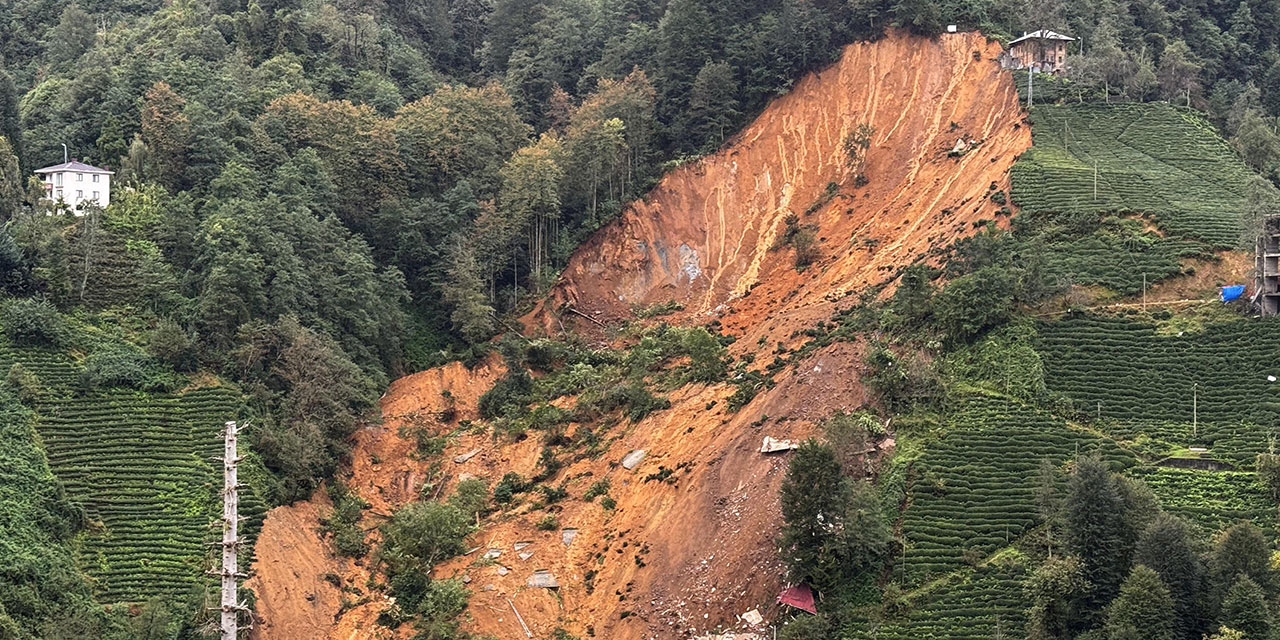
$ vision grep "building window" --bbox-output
[93,191,100,200]
[76,190,83,198]
[55,174,62,186]
[77,173,83,181]
[92,174,99,183]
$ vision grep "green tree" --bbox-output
[0,71,22,172]
[1065,454,1130,630]
[933,266,1016,344]
[442,239,496,344]
[1209,523,1273,606]
[779,440,888,594]
[140,82,191,192]
[892,0,942,35]
[1026,556,1088,640]
[1104,565,1175,640]
[655,0,720,142]
[688,61,740,148]
[1134,514,1204,640]
[0,137,20,222]
[394,84,532,198]
[843,123,875,184]
[1257,450,1280,504]
[380,501,472,573]
[1218,575,1271,640]
[48,4,95,66]
[1233,109,1280,175]
[1157,40,1202,105]
[498,134,563,285]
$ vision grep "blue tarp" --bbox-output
[1222,285,1246,301]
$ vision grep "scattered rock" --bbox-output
[513,541,532,551]
[622,449,647,470]
[483,548,502,560]
[528,569,559,588]
[760,436,799,453]
[742,609,763,625]
[454,448,481,464]
[518,551,534,561]
[497,566,509,576]
[561,528,579,546]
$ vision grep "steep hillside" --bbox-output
[532,30,1028,345]
[249,30,1030,640]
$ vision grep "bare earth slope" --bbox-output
[248,30,1030,640]
[533,30,1028,345]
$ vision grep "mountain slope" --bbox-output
[248,30,1030,640]
[534,30,1029,345]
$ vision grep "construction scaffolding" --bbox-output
[1256,215,1280,315]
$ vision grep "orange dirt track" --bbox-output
[248,30,1030,640]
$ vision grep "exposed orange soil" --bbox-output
[249,30,1030,640]
[530,30,1029,351]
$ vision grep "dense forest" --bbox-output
[4,0,1280,637]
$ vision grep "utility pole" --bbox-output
[1027,65,1034,108]
[214,421,248,640]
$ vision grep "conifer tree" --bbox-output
[781,440,850,590]
[1104,565,1175,640]
[140,82,191,192]
[1219,575,1271,640]
[1026,556,1088,640]
[1209,523,1273,607]
[1065,454,1129,630]
[1134,514,1205,640]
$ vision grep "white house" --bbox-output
[35,160,114,212]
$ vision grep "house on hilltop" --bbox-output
[1002,30,1075,74]
[36,160,113,213]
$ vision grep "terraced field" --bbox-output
[1035,314,1280,426]
[38,387,257,601]
[1101,418,1270,468]
[901,394,1135,584]
[1011,103,1256,247]
[845,554,1029,640]
[1,342,261,603]
[1130,467,1274,534]
[1039,234,1206,295]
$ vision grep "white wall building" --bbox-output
[35,160,114,213]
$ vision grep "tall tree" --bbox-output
[1104,565,1175,640]
[1065,454,1129,631]
[1218,575,1271,640]
[1209,523,1274,607]
[1232,109,1280,175]
[0,137,20,221]
[498,134,563,286]
[394,84,532,199]
[139,82,191,192]
[0,71,22,172]
[687,61,740,149]
[779,440,888,594]
[1134,514,1205,640]
[1026,556,1088,640]
[47,3,95,66]
[1157,40,1203,105]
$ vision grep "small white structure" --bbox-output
[35,160,113,213]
